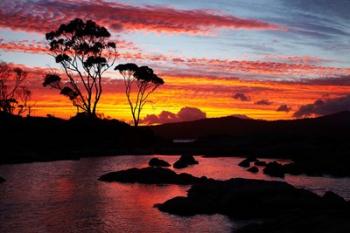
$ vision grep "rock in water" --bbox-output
[148,158,171,167]
[263,161,285,178]
[155,178,349,218]
[254,160,267,166]
[238,159,251,168]
[98,167,208,185]
[173,154,199,169]
[247,166,259,173]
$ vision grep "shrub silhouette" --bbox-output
[0,62,31,116]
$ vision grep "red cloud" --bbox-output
[262,55,332,65]
[184,58,350,78]
[0,0,282,35]
[2,40,350,80]
[0,40,47,54]
[140,107,206,125]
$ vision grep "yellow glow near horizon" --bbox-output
[26,75,350,123]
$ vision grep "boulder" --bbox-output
[173,154,199,169]
[263,161,285,178]
[148,157,171,167]
[254,160,267,166]
[239,156,257,168]
[238,158,251,168]
[156,178,349,219]
[247,166,259,173]
[98,167,209,185]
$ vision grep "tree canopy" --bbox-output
[44,18,117,117]
[115,63,164,126]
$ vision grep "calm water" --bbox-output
[1,155,350,233]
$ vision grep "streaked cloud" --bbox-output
[2,40,350,81]
[0,0,282,35]
[5,62,350,121]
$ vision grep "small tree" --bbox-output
[115,63,164,127]
[44,18,116,117]
[0,62,31,116]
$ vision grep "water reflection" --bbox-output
[0,155,349,233]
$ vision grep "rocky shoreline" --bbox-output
[99,163,350,233]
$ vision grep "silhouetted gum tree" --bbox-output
[115,63,164,127]
[0,62,31,116]
[44,18,117,117]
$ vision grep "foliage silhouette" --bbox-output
[0,113,156,164]
[115,63,164,126]
[0,62,31,116]
[44,18,117,117]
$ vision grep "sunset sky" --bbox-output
[1,0,350,123]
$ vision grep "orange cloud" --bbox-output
[0,0,282,35]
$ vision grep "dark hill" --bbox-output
[149,111,350,140]
[150,112,350,167]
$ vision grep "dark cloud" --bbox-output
[233,92,251,101]
[293,95,350,118]
[303,76,350,86]
[140,107,206,125]
[277,104,292,112]
[255,99,273,105]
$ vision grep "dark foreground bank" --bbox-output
[0,112,157,164]
[2,111,350,177]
